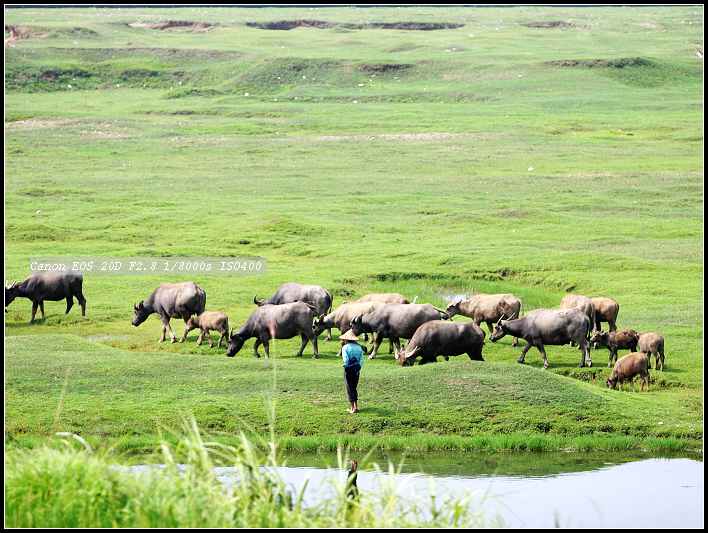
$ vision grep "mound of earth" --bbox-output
[547,57,653,69]
[128,20,214,31]
[5,24,98,40]
[358,63,412,73]
[523,21,575,29]
[247,20,464,31]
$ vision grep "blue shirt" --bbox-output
[342,342,364,368]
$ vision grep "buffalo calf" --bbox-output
[607,352,650,391]
[183,311,229,348]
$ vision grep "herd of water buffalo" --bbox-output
[5,271,666,390]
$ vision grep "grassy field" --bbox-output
[4,5,704,457]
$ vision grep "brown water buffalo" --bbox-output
[254,283,333,339]
[227,301,319,358]
[354,293,410,305]
[607,352,650,391]
[349,303,449,359]
[446,293,522,346]
[638,332,665,371]
[591,297,619,332]
[590,329,639,367]
[490,308,591,368]
[132,282,206,343]
[182,311,229,348]
[396,320,485,366]
[5,272,86,322]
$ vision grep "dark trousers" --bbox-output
[344,364,361,402]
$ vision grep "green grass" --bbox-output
[4,4,704,460]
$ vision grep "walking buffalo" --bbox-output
[183,311,229,348]
[490,308,591,368]
[254,283,333,339]
[590,329,639,367]
[349,303,449,359]
[396,320,485,366]
[5,272,86,322]
[590,297,619,332]
[132,282,206,343]
[227,301,319,358]
[446,293,522,346]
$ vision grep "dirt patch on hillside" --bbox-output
[247,20,464,31]
[314,132,478,143]
[5,24,98,40]
[523,21,575,29]
[547,57,652,69]
[5,118,76,129]
[128,20,214,32]
[358,63,412,73]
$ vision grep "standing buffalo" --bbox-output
[490,308,591,368]
[591,297,619,332]
[590,329,639,367]
[638,332,665,371]
[446,293,522,346]
[560,294,596,336]
[5,272,86,322]
[183,311,229,348]
[254,283,333,340]
[131,282,206,343]
[349,303,449,359]
[354,293,410,305]
[396,320,485,366]
[227,301,319,358]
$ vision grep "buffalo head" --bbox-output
[445,299,463,318]
[226,331,246,357]
[253,296,265,306]
[396,345,420,366]
[489,314,508,343]
[590,330,609,349]
[131,301,150,327]
[312,314,327,337]
[5,281,20,309]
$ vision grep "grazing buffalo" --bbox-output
[638,332,665,371]
[607,352,650,391]
[5,272,86,322]
[590,329,639,367]
[396,320,485,366]
[446,293,522,346]
[132,282,206,343]
[183,311,229,348]
[354,293,410,305]
[591,297,619,332]
[490,308,591,368]
[227,301,319,358]
[254,283,333,339]
[349,303,449,359]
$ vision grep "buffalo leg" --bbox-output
[608,318,617,332]
[608,347,616,368]
[218,329,226,348]
[578,339,591,368]
[296,334,308,357]
[181,324,194,343]
[262,340,270,358]
[163,318,177,343]
[65,296,74,314]
[311,335,319,359]
[517,343,533,364]
[325,328,332,342]
[196,330,204,345]
[368,333,384,359]
[39,301,46,319]
[30,301,39,323]
[76,291,87,316]
[512,337,519,348]
[253,339,261,358]
[207,330,214,348]
[537,344,550,369]
[658,348,665,371]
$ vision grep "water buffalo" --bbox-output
[354,293,410,305]
[396,320,485,366]
[638,332,665,371]
[490,308,591,368]
[560,294,596,341]
[349,303,449,359]
[131,282,206,343]
[254,283,333,339]
[5,272,86,322]
[590,329,639,367]
[313,301,391,348]
[591,297,619,332]
[446,293,522,346]
[227,301,319,358]
[183,311,229,348]
[607,352,650,391]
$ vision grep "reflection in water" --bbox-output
[127,456,704,528]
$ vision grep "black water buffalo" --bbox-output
[227,301,319,358]
[131,282,206,343]
[254,283,333,339]
[349,303,449,359]
[396,320,485,366]
[445,293,522,346]
[490,308,591,368]
[5,272,86,322]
